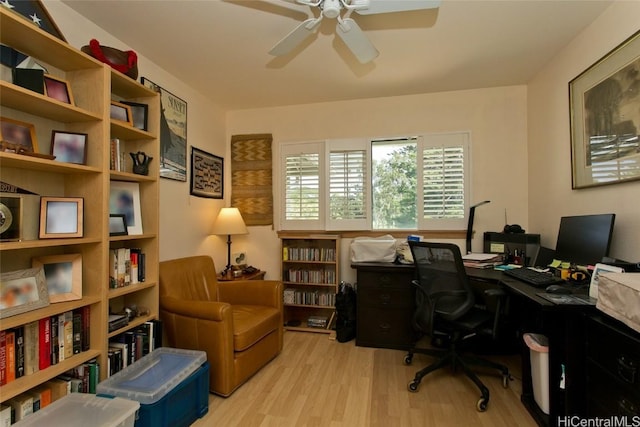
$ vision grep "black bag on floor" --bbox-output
[335,282,357,343]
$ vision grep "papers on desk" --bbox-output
[462,253,503,269]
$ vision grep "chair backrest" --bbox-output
[408,241,475,333]
[159,255,219,301]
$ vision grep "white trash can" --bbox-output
[523,333,550,414]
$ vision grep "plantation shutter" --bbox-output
[280,142,324,230]
[418,133,469,230]
[325,139,370,230]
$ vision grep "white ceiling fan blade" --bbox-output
[336,18,379,63]
[353,0,441,15]
[269,17,322,56]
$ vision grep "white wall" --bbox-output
[47,1,232,269]
[227,86,529,282]
[528,1,640,261]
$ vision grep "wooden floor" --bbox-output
[193,331,537,426]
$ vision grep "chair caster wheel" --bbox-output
[408,380,420,393]
[403,355,413,365]
[476,397,488,412]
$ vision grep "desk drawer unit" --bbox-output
[586,315,640,417]
[356,268,415,349]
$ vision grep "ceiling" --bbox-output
[62,0,613,111]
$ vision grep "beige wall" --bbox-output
[227,87,529,282]
[49,0,638,282]
[48,1,232,270]
[527,0,640,261]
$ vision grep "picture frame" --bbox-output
[569,30,640,189]
[50,130,88,165]
[0,117,38,153]
[39,197,84,239]
[109,181,143,235]
[190,146,223,199]
[121,101,148,131]
[32,254,82,303]
[43,74,74,105]
[109,213,128,236]
[110,101,134,126]
[142,77,187,182]
[0,267,49,319]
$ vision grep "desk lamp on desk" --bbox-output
[466,200,490,254]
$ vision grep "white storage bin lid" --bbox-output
[14,393,139,427]
[97,347,206,405]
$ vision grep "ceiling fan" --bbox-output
[269,0,441,63]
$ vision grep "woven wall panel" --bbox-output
[231,134,273,226]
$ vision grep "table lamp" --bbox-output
[211,207,248,276]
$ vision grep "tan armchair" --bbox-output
[159,256,283,396]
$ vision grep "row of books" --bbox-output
[109,247,146,288]
[0,306,90,386]
[110,138,127,172]
[285,268,336,285]
[284,288,336,307]
[1,360,98,424]
[108,319,162,377]
[283,247,336,262]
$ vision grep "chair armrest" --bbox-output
[484,288,507,298]
[160,295,231,321]
[218,280,283,308]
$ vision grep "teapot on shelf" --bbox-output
[130,151,152,176]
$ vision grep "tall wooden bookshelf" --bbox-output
[0,7,159,404]
[281,235,340,334]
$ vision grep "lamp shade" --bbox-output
[211,207,248,235]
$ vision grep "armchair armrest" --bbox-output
[218,280,283,308]
[160,295,231,321]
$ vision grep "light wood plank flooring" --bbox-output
[193,331,537,426]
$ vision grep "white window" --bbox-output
[279,133,470,231]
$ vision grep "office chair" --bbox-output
[405,241,511,411]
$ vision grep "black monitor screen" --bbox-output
[554,214,615,266]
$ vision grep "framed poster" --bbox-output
[141,77,187,181]
[190,146,223,199]
[569,30,640,189]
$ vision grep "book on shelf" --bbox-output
[24,321,39,376]
[15,326,25,379]
[110,248,146,288]
[50,315,59,366]
[0,404,10,426]
[8,395,33,423]
[44,377,70,402]
[57,313,65,363]
[0,331,6,385]
[38,317,51,371]
[63,311,73,360]
[72,310,82,355]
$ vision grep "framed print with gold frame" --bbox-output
[569,30,640,189]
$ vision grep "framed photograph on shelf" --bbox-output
[0,267,49,319]
[569,30,640,189]
[122,101,148,131]
[190,146,223,199]
[0,195,22,242]
[0,117,38,153]
[50,130,88,164]
[32,254,82,303]
[39,197,84,238]
[109,181,143,235]
[142,77,187,182]
[109,213,128,236]
[110,101,134,126]
[43,74,74,104]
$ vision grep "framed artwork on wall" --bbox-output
[141,77,187,182]
[569,30,640,189]
[190,146,223,199]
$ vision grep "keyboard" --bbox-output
[503,268,565,288]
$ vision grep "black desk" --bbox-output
[351,262,595,426]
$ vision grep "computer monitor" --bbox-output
[554,214,616,266]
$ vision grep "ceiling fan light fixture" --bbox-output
[322,0,342,19]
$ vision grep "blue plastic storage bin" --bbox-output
[97,347,209,427]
